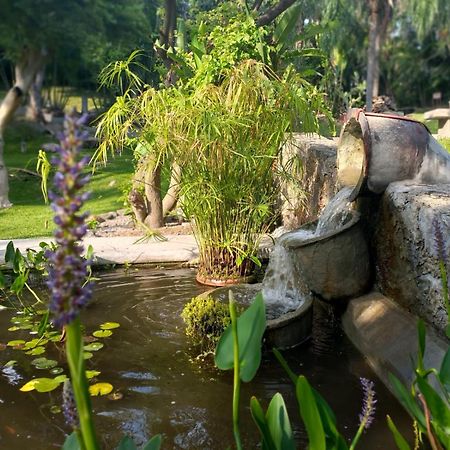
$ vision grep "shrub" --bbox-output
[181,295,231,355]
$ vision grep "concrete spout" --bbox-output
[337,110,450,199]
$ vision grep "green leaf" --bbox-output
[250,396,276,449]
[386,415,411,450]
[5,241,15,264]
[0,270,5,288]
[13,248,25,273]
[83,342,104,352]
[93,329,113,338]
[85,370,101,379]
[7,339,25,347]
[389,374,426,431]
[20,377,62,393]
[62,431,81,450]
[296,376,326,450]
[116,436,138,450]
[439,348,450,390]
[37,310,50,337]
[10,274,26,295]
[215,292,266,382]
[273,3,302,52]
[31,357,58,369]
[142,435,162,450]
[25,346,46,355]
[266,393,295,450]
[100,322,120,330]
[416,376,450,436]
[416,320,426,374]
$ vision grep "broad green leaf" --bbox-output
[439,348,450,390]
[5,241,15,264]
[266,393,295,450]
[83,352,93,360]
[84,342,104,352]
[20,377,62,393]
[117,436,138,450]
[31,357,58,369]
[10,275,25,295]
[386,416,411,450]
[100,322,120,330]
[389,374,426,431]
[416,376,450,436]
[215,292,266,382]
[50,367,64,375]
[142,435,162,450]
[62,432,81,450]
[5,360,17,367]
[93,330,113,338]
[13,248,25,273]
[250,396,276,449]
[89,382,113,396]
[54,374,69,383]
[296,376,326,450]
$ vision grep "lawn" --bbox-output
[0,120,134,239]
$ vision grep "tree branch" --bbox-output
[256,0,298,26]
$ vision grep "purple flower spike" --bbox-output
[358,377,377,430]
[46,112,92,328]
[62,380,79,430]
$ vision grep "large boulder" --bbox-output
[375,182,450,334]
[279,134,338,230]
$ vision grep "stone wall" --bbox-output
[279,134,338,230]
[375,182,450,334]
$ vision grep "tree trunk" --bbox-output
[26,66,45,122]
[365,0,380,112]
[143,158,164,229]
[256,0,297,26]
[162,161,181,215]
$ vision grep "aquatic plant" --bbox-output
[181,294,232,356]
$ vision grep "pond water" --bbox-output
[0,267,413,449]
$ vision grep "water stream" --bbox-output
[262,187,354,315]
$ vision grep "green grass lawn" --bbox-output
[0,120,134,239]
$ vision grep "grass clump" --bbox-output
[181,295,231,356]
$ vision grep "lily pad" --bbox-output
[83,352,93,360]
[26,346,46,356]
[5,360,17,367]
[89,382,113,396]
[7,339,25,347]
[20,377,62,393]
[93,330,113,338]
[50,405,61,414]
[54,374,68,383]
[8,326,20,332]
[86,370,101,379]
[48,333,63,342]
[50,367,64,375]
[100,322,120,330]
[24,338,48,350]
[31,358,58,370]
[84,342,104,352]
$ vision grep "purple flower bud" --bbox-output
[358,377,377,430]
[46,111,92,329]
[62,380,79,430]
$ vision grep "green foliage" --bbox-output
[181,295,231,355]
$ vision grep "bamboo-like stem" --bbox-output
[65,317,100,450]
[230,294,243,450]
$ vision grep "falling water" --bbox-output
[262,187,354,316]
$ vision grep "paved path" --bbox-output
[0,235,199,266]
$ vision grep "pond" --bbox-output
[0,267,413,449]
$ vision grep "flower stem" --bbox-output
[65,317,100,450]
[230,296,243,450]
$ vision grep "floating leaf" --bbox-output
[48,333,63,342]
[54,374,69,383]
[31,358,58,370]
[20,377,62,393]
[24,338,48,350]
[84,342,104,352]
[89,382,113,396]
[86,370,101,379]
[100,322,120,330]
[5,360,17,367]
[83,352,93,360]
[93,330,113,338]
[50,367,64,375]
[26,346,46,356]
[50,405,62,414]
[7,339,25,347]
[8,326,21,331]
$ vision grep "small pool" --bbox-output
[0,267,412,448]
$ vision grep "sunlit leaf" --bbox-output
[266,393,295,450]
[50,367,64,375]
[20,377,62,393]
[54,375,69,383]
[93,330,113,338]
[83,352,93,360]
[89,382,113,396]
[8,326,20,331]
[84,342,104,352]
[86,370,101,379]
[5,360,17,367]
[100,322,120,330]
[25,346,46,356]
[7,339,25,347]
